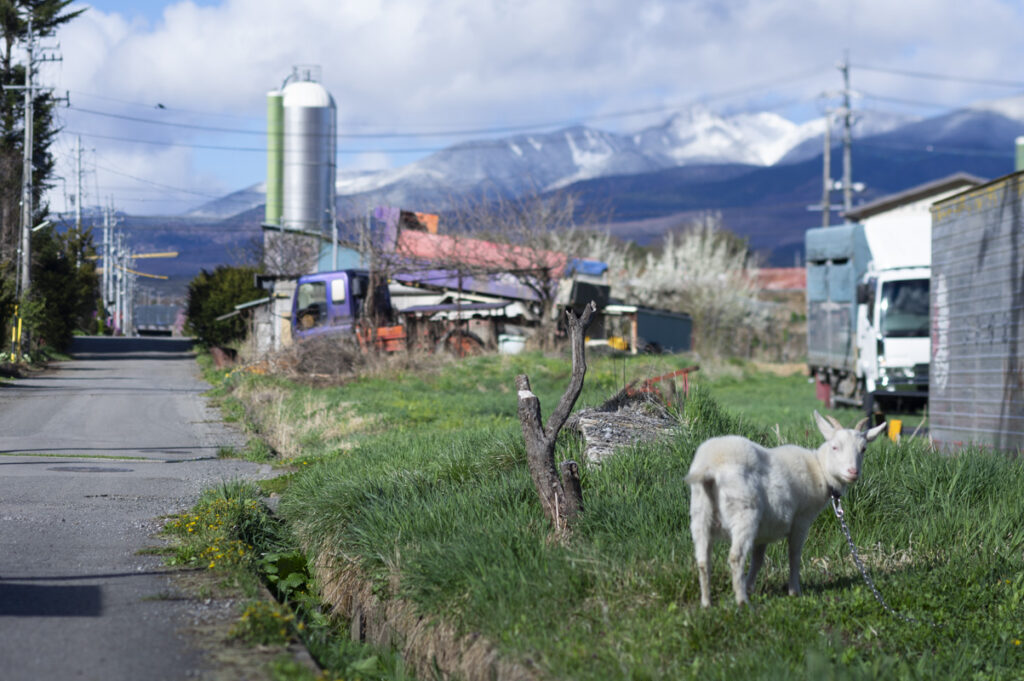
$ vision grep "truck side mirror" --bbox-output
[350,276,365,298]
[856,283,870,305]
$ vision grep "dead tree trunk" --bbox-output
[515,301,596,534]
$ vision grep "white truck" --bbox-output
[805,175,983,415]
[806,219,931,415]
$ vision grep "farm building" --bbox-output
[930,171,1024,452]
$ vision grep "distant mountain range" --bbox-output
[116,96,1024,292]
[188,105,911,221]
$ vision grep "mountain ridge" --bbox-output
[127,97,1024,289]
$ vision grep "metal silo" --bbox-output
[281,68,336,234]
[265,89,284,225]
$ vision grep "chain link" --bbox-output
[830,495,938,628]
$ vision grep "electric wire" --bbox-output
[61,65,827,140]
[853,63,1024,89]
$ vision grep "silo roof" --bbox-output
[283,81,334,108]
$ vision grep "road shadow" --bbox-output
[0,583,103,617]
[70,336,197,359]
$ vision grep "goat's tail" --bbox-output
[685,468,714,487]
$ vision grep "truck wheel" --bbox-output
[436,330,485,357]
[863,392,879,424]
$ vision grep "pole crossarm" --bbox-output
[129,251,179,259]
[97,264,168,280]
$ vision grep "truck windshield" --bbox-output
[879,279,929,338]
[295,281,327,329]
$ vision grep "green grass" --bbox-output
[216,352,1023,680]
[162,479,415,681]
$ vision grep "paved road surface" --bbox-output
[0,337,271,680]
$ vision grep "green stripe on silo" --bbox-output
[1016,137,1024,173]
[265,91,284,224]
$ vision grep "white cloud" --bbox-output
[40,0,1024,214]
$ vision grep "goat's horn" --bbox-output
[854,417,869,431]
[826,415,843,429]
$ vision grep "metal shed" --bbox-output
[930,172,1024,452]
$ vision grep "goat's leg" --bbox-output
[690,514,713,607]
[694,526,712,608]
[745,543,766,598]
[690,482,716,607]
[787,523,812,596]
[728,518,757,606]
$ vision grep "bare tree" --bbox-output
[261,230,320,276]
[444,189,586,349]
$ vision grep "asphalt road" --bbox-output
[0,336,272,680]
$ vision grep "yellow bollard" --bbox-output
[887,419,903,442]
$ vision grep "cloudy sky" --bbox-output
[38,0,1024,216]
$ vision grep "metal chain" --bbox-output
[830,495,938,628]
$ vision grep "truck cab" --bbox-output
[292,270,378,340]
[856,267,930,413]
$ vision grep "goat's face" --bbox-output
[813,411,886,486]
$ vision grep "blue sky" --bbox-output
[40,0,1024,216]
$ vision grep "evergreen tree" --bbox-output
[0,2,86,356]
[25,222,98,350]
[185,266,263,348]
[0,1,85,262]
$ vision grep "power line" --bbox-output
[65,129,265,152]
[64,66,828,141]
[859,91,963,110]
[853,63,1024,89]
[67,89,263,122]
[68,106,266,135]
[91,160,226,199]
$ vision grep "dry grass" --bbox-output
[270,333,462,386]
[232,382,374,459]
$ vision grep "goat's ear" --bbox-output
[865,421,887,443]
[813,410,835,439]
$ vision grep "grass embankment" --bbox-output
[202,352,1023,680]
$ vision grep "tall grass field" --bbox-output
[214,353,1024,680]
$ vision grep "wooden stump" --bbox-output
[515,302,596,534]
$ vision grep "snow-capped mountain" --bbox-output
[968,94,1024,122]
[186,97,1021,222]
[187,108,857,218]
[633,108,823,167]
[337,125,663,201]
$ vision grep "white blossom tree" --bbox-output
[628,212,765,355]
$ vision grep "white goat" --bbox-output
[686,411,886,607]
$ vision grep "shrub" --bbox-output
[185,265,263,348]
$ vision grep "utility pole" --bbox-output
[75,135,83,233]
[821,111,832,228]
[102,200,110,320]
[839,51,854,216]
[17,18,35,300]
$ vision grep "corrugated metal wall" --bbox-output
[930,172,1024,452]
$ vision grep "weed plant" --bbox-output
[164,478,414,680]
[225,352,1022,679]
